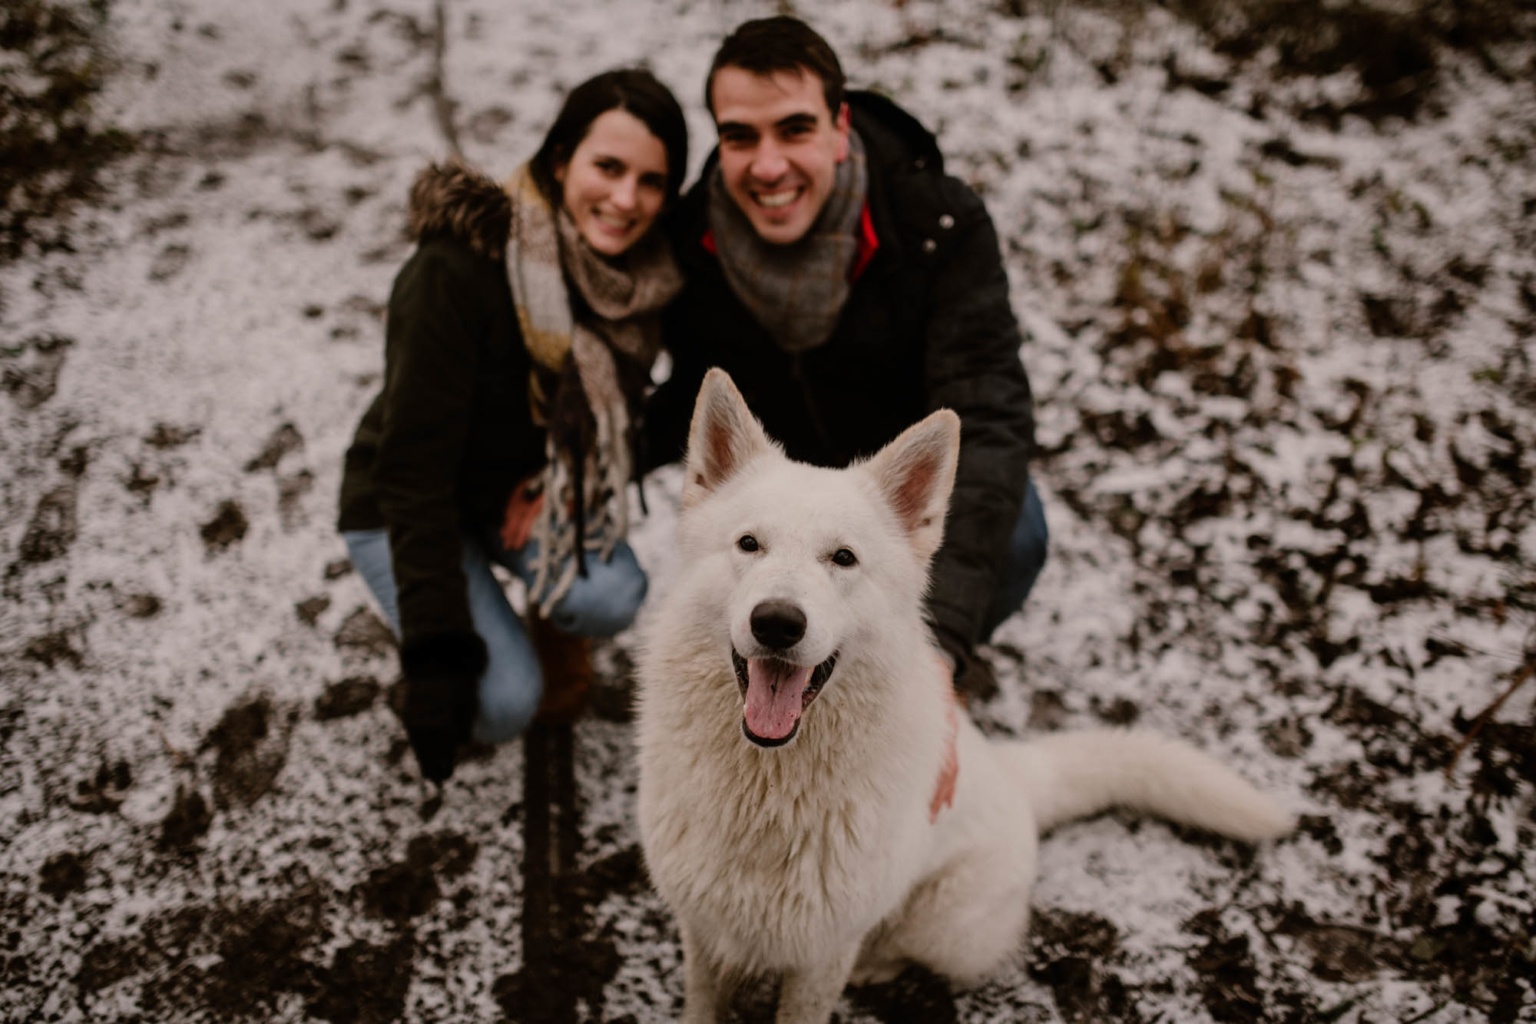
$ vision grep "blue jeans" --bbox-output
[978,477,1049,640]
[342,528,648,743]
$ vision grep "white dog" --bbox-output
[636,370,1291,1024]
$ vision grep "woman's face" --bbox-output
[555,108,669,257]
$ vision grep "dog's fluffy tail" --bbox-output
[999,730,1292,843]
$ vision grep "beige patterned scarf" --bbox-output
[504,164,682,609]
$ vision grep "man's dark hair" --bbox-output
[706,16,846,120]
[530,68,689,208]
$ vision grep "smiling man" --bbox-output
[647,16,1047,696]
[711,63,847,246]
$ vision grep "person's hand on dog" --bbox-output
[398,632,487,783]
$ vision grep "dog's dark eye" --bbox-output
[831,548,857,567]
[737,534,759,552]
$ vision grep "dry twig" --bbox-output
[1446,654,1534,778]
[428,0,462,158]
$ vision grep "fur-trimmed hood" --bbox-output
[407,159,513,261]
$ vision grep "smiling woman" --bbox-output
[335,68,688,783]
[554,108,671,257]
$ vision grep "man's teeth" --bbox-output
[756,190,796,209]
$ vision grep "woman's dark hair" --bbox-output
[705,16,845,119]
[530,68,688,208]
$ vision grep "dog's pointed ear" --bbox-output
[683,369,774,509]
[866,409,961,561]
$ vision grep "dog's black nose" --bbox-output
[750,601,806,650]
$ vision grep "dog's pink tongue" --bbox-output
[743,659,814,740]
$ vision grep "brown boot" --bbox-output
[527,611,593,724]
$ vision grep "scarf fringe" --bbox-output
[525,399,633,612]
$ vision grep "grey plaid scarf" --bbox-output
[708,129,868,353]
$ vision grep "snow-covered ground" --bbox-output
[2,1,1533,1021]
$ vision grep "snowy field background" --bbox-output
[2,0,1534,1021]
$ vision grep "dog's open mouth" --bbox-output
[732,649,837,748]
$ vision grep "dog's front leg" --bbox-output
[775,944,860,1024]
[680,921,730,1024]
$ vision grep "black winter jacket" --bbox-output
[647,92,1036,666]
[338,166,545,659]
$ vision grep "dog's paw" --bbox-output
[849,957,906,987]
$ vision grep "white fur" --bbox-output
[636,370,1292,1024]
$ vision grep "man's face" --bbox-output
[710,66,850,246]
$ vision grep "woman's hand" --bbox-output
[500,476,545,552]
[398,632,486,782]
[402,671,477,781]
